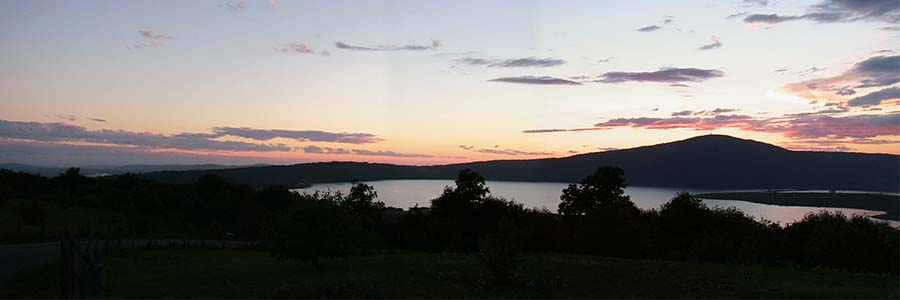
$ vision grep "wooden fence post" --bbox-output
[60,232,105,299]
[61,233,78,298]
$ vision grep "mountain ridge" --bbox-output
[133,135,899,192]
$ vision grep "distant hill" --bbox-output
[0,163,267,177]
[140,135,900,192]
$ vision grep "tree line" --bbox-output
[1,166,897,276]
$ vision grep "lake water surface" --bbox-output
[296,180,894,226]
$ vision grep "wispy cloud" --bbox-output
[671,108,741,116]
[211,127,382,144]
[522,127,608,133]
[454,57,565,68]
[0,120,385,154]
[220,0,246,11]
[0,120,290,152]
[0,139,286,166]
[128,31,175,49]
[636,25,662,32]
[0,120,450,161]
[798,66,827,76]
[277,43,315,54]
[352,149,433,158]
[298,145,433,158]
[698,34,723,51]
[299,145,349,154]
[139,31,174,40]
[585,67,725,84]
[523,112,900,142]
[743,0,768,7]
[458,145,553,156]
[488,76,583,86]
[87,118,107,123]
[726,12,749,19]
[55,114,77,122]
[742,0,899,26]
[847,86,900,107]
[335,40,442,51]
[780,55,899,106]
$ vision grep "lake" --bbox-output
[295,180,895,226]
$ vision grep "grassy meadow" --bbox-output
[3,249,897,299]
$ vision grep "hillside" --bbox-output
[140,135,899,191]
[0,163,264,177]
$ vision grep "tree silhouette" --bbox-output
[425,169,525,251]
[341,182,384,215]
[453,169,490,201]
[256,185,294,211]
[270,191,364,269]
[558,166,632,216]
[431,169,491,215]
[16,199,47,236]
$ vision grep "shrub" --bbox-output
[785,211,899,273]
[479,218,524,285]
[269,191,375,269]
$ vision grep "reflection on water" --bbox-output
[295,180,896,226]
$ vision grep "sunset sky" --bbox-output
[0,0,898,166]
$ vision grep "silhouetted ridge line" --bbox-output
[140,135,899,191]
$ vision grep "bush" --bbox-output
[428,169,525,251]
[784,211,899,273]
[656,193,776,262]
[478,218,524,285]
[571,206,653,258]
[269,191,377,269]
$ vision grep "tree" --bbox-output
[256,185,294,211]
[431,169,490,213]
[17,200,48,236]
[558,166,633,216]
[453,169,490,201]
[58,167,85,187]
[341,182,384,215]
[269,191,368,269]
[426,169,524,251]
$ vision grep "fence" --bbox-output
[60,232,104,299]
[57,234,259,298]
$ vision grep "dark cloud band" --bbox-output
[488,76,583,85]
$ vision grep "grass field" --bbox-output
[0,199,205,244]
[3,249,898,299]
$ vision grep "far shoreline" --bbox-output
[696,191,900,222]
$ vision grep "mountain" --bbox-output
[0,163,267,177]
[139,135,900,192]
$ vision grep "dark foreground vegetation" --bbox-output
[698,191,900,221]
[1,165,898,298]
[4,249,898,299]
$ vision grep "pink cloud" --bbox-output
[525,112,900,142]
[128,31,175,49]
[139,31,174,40]
[278,43,315,54]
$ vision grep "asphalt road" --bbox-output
[0,242,60,284]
